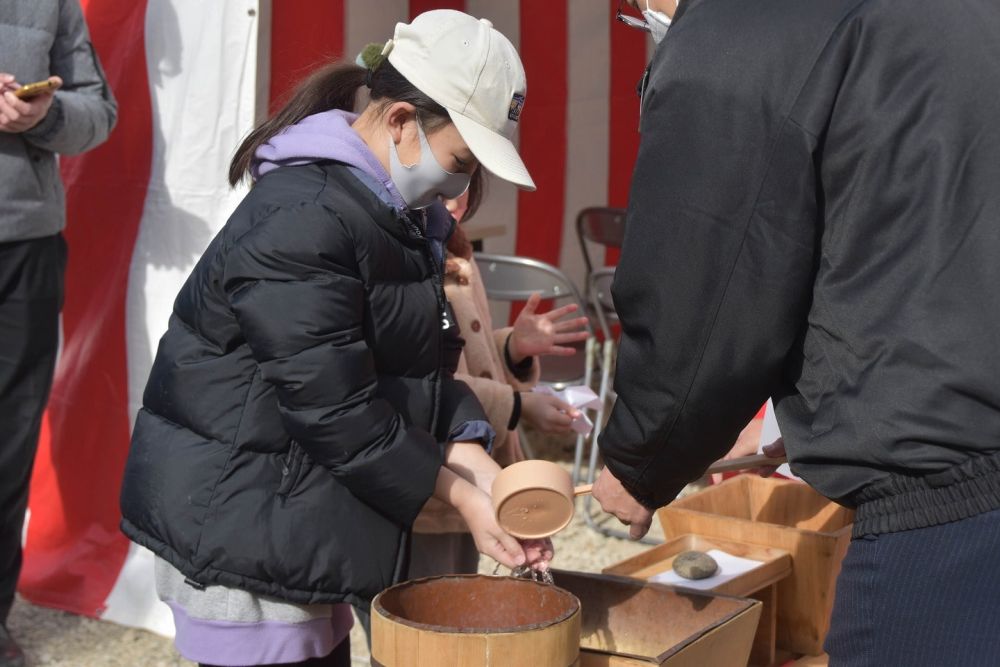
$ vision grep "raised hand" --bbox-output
[508,292,589,362]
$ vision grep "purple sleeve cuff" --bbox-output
[449,420,496,455]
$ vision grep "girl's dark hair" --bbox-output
[463,167,485,221]
[229,60,453,186]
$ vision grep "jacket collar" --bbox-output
[320,161,426,246]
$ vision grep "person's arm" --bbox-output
[495,328,539,388]
[454,372,516,433]
[432,455,525,569]
[23,0,117,154]
[597,28,821,510]
[437,309,496,450]
[223,203,441,527]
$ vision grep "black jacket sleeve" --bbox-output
[598,5,827,508]
[222,203,442,526]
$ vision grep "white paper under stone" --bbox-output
[649,549,763,591]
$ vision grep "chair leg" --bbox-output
[571,337,597,484]
[516,424,537,460]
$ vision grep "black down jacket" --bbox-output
[600,0,1000,536]
[120,162,485,607]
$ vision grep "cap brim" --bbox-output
[449,111,536,191]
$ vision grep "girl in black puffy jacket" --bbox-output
[119,11,548,667]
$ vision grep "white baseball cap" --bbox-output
[384,10,536,191]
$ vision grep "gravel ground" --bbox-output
[8,453,683,667]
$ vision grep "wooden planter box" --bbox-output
[657,476,853,656]
[552,569,761,666]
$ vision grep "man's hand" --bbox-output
[592,465,654,540]
[756,437,786,477]
[0,75,62,133]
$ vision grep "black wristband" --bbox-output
[504,334,534,378]
[507,389,522,431]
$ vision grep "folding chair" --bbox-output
[576,207,626,292]
[588,266,618,344]
[474,252,598,468]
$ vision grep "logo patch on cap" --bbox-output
[508,93,525,122]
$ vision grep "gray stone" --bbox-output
[672,550,719,580]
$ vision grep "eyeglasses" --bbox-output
[616,0,651,32]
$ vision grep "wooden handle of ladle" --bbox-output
[572,453,788,497]
[705,452,787,475]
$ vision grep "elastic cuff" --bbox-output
[449,420,496,455]
[504,334,534,380]
[24,95,63,144]
[507,390,522,431]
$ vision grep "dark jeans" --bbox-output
[198,636,350,667]
[0,234,65,625]
[826,506,1000,666]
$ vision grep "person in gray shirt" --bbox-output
[0,2,116,664]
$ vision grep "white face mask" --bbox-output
[643,0,672,44]
[388,119,471,210]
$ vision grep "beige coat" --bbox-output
[413,256,539,534]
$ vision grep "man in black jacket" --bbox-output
[596,0,1000,663]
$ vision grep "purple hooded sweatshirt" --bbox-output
[252,108,465,257]
[252,108,407,210]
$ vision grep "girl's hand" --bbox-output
[434,454,526,569]
[519,538,555,572]
[520,391,579,433]
[460,488,528,569]
[508,293,589,363]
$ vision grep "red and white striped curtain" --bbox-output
[20,0,651,634]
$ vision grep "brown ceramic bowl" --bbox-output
[492,460,580,539]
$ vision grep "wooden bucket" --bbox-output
[371,574,581,667]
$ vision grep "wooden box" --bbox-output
[657,476,854,655]
[603,535,792,666]
[552,569,761,666]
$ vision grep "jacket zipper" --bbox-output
[401,213,447,440]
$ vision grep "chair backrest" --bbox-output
[576,207,627,276]
[588,267,618,340]
[474,252,595,336]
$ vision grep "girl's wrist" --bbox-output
[504,333,533,371]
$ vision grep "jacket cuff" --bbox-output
[494,328,540,390]
[23,96,64,146]
[449,420,496,454]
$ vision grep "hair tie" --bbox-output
[357,41,387,89]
